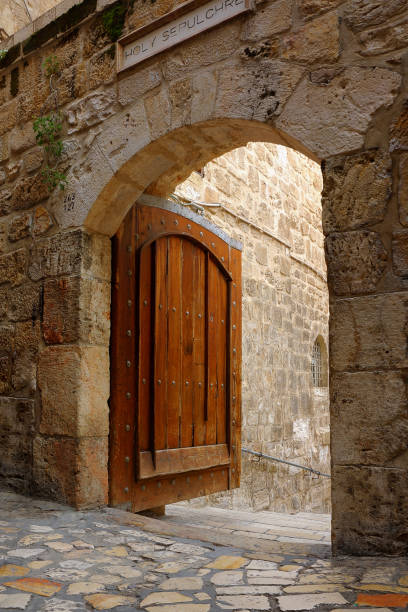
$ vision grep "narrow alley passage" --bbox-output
[1,490,408,611]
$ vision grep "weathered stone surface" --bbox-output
[23,148,44,173]
[169,78,192,130]
[11,174,49,212]
[118,64,161,108]
[8,213,32,242]
[144,89,171,140]
[399,153,408,225]
[392,230,408,276]
[0,594,31,609]
[29,230,110,281]
[66,89,116,134]
[10,123,36,154]
[322,150,391,233]
[0,432,32,479]
[12,320,41,395]
[0,249,27,286]
[357,17,408,57]
[331,293,408,371]
[332,466,408,555]
[216,61,304,121]
[89,47,116,90]
[32,205,53,236]
[242,0,292,40]
[38,346,109,437]
[191,71,217,124]
[0,397,34,435]
[3,577,62,596]
[281,13,340,63]
[277,67,401,158]
[298,0,342,19]
[5,283,41,321]
[326,231,387,295]
[0,100,17,137]
[331,371,408,467]
[33,436,108,508]
[343,0,407,32]
[390,101,408,152]
[42,276,110,345]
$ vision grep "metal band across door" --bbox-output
[110,195,242,512]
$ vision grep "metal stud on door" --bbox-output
[110,195,242,512]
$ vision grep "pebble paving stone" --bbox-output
[2,491,408,610]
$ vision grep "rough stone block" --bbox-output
[66,88,116,134]
[392,230,408,276]
[343,0,407,32]
[191,71,217,124]
[0,397,34,435]
[10,123,36,154]
[0,249,27,286]
[118,64,161,107]
[8,213,32,242]
[390,101,408,152]
[357,17,408,57]
[42,276,110,345]
[331,371,408,467]
[5,283,42,322]
[28,230,110,282]
[326,231,387,295]
[322,150,391,233]
[242,0,292,40]
[216,62,304,121]
[298,0,342,19]
[0,100,17,136]
[277,67,401,158]
[33,436,108,508]
[23,147,44,173]
[32,206,53,236]
[399,153,408,226]
[281,12,340,63]
[95,101,150,172]
[169,78,192,130]
[0,355,11,393]
[89,46,116,89]
[11,174,49,212]
[331,293,408,371]
[0,433,32,479]
[332,465,408,555]
[12,321,41,396]
[38,345,109,437]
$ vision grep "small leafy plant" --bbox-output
[33,55,67,192]
[0,49,7,61]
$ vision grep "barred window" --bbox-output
[311,340,322,387]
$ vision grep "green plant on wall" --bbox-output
[0,50,7,61]
[33,55,67,191]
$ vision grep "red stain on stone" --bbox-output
[357,593,408,607]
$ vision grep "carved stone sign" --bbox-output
[117,0,252,72]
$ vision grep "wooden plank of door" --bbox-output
[181,239,195,448]
[206,255,218,445]
[167,236,182,449]
[192,246,206,447]
[138,243,153,453]
[139,443,230,478]
[216,268,228,445]
[153,237,168,453]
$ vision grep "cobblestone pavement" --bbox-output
[1,490,408,611]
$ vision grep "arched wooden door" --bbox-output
[110,196,242,511]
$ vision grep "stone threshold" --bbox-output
[104,506,332,560]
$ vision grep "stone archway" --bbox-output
[0,0,407,556]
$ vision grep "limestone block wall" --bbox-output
[174,143,330,513]
[0,1,62,38]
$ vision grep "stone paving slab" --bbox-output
[1,490,408,611]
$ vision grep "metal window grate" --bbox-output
[311,340,322,387]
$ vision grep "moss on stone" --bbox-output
[101,2,127,41]
[10,67,19,98]
[0,44,20,70]
[23,21,60,55]
[58,0,97,33]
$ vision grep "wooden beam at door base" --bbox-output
[139,443,230,479]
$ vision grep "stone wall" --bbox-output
[174,143,330,513]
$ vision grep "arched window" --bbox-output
[311,337,327,388]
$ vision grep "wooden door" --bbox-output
[110,196,242,512]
